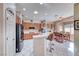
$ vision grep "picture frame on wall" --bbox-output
[74,20,79,30]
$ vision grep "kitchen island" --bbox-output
[33,33,48,56]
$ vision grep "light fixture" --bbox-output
[40,3,44,5]
[23,8,26,11]
[34,11,38,14]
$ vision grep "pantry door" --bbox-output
[5,8,16,56]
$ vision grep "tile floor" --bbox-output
[16,40,33,56]
[16,39,74,56]
[46,40,74,56]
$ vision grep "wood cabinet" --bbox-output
[24,34,33,39]
[24,33,39,40]
[34,23,41,30]
[23,22,32,29]
[16,16,21,24]
[22,21,42,40]
[23,21,41,30]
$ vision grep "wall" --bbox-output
[55,22,63,32]
[47,16,74,32]
[0,3,4,56]
[74,3,79,56]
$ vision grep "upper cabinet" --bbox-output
[23,21,41,30]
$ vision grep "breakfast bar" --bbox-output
[33,33,48,56]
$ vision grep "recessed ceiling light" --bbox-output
[23,8,26,11]
[34,11,38,14]
[40,3,44,5]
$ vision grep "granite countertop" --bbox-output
[33,32,49,38]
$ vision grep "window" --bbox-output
[64,23,74,34]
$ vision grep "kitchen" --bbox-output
[0,3,74,56]
[15,3,74,56]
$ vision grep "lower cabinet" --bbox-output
[24,34,33,39]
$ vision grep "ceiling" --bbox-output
[16,3,74,22]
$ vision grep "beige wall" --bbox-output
[0,3,4,56]
[74,3,79,56]
[55,22,63,32]
[47,16,74,32]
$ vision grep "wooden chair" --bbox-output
[64,32,70,41]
